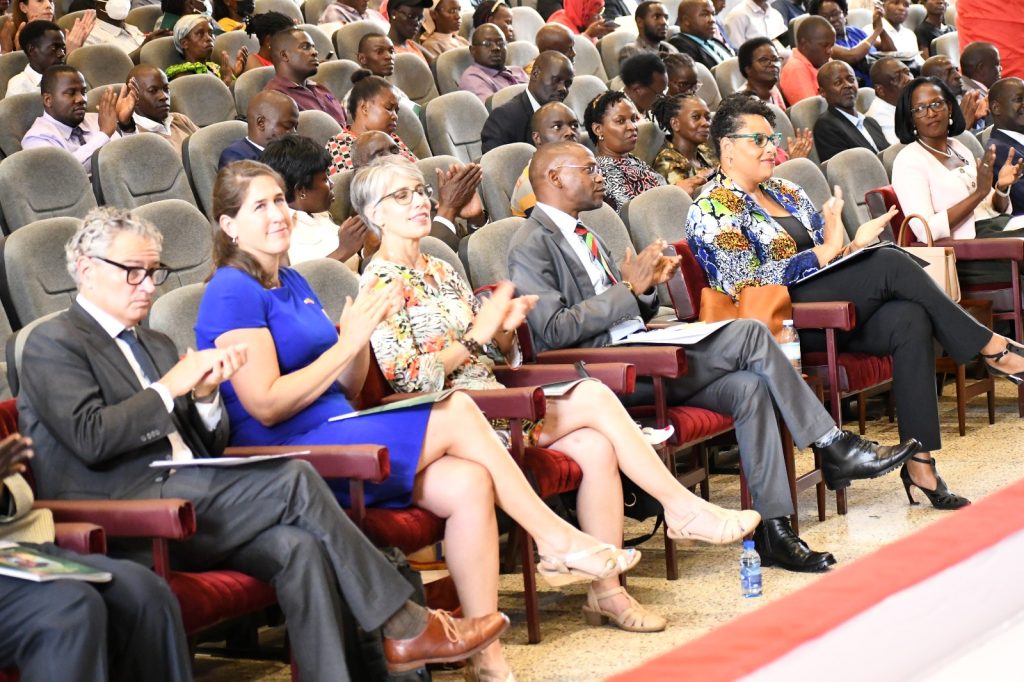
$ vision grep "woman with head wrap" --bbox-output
[546,0,616,43]
[167,14,247,85]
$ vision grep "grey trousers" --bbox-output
[625,319,836,519]
[0,544,191,682]
[151,459,414,682]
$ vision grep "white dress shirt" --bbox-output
[724,0,788,47]
[881,18,923,66]
[865,97,898,145]
[836,107,879,151]
[76,294,221,462]
[5,64,43,97]
[535,201,649,342]
[84,19,146,52]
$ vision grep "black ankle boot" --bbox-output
[753,517,837,573]
[815,432,920,491]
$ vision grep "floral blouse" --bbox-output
[596,153,666,213]
[326,129,417,176]
[686,172,824,299]
[364,256,529,445]
[652,142,716,187]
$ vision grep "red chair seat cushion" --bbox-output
[803,352,893,393]
[360,507,446,556]
[524,447,584,498]
[666,406,735,447]
[166,570,277,635]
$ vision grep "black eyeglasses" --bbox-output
[909,100,948,117]
[92,256,171,285]
[375,184,434,207]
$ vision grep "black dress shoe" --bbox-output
[814,431,921,491]
[753,517,836,573]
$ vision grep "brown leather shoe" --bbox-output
[383,609,510,673]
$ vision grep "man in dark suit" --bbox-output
[813,60,889,162]
[507,141,919,572]
[989,76,1024,215]
[17,208,508,680]
[669,0,734,70]
[481,50,575,154]
[219,90,299,169]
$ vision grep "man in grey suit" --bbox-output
[17,208,508,680]
[507,142,919,573]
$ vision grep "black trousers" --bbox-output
[0,544,191,682]
[791,247,992,451]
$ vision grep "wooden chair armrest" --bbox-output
[534,346,687,378]
[493,362,635,395]
[34,498,196,540]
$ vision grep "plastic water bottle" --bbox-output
[778,320,801,374]
[740,540,762,599]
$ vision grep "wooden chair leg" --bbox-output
[813,448,826,522]
[696,444,710,501]
[780,425,798,535]
[738,463,752,511]
[664,528,678,581]
[502,527,520,574]
[836,487,848,515]
[857,394,867,435]
[988,379,996,425]
[955,364,967,437]
[521,530,541,644]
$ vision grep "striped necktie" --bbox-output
[574,222,617,284]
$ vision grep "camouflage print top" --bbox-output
[685,171,823,299]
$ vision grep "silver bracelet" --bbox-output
[994,185,1011,198]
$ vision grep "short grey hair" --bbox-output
[66,207,164,285]
[350,155,426,236]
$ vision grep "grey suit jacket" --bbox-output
[507,205,658,353]
[17,302,229,501]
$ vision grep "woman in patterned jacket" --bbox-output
[685,93,1024,511]
[354,155,761,672]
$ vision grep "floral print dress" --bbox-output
[326,129,418,176]
[596,153,666,213]
[364,255,534,447]
[685,172,824,298]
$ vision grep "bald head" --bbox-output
[535,23,576,61]
[989,77,1024,133]
[677,0,715,39]
[529,141,604,214]
[351,131,402,169]
[247,90,300,146]
[530,101,580,146]
[921,54,963,95]
[128,64,170,123]
[529,51,575,105]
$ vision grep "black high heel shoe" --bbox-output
[980,340,1024,385]
[900,456,971,510]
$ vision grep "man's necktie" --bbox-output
[118,328,160,384]
[574,222,618,284]
[69,126,86,146]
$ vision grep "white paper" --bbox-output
[149,450,311,469]
[611,320,733,346]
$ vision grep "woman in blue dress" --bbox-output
[195,160,639,682]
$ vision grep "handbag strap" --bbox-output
[897,213,936,246]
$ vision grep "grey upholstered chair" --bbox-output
[435,47,473,95]
[293,258,360,322]
[397,104,432,159]
[298,109,343,147]
[464,217,525,288]
[0,94,43,157]
[0,51,28,100]
[149,283,204,352]
[424,92,488,163]
[333,20,389,63]
[479,142,534,221]
[134,199,213,292]
[389,53,439,108]
[232,66,275,120]
[0,149,95,233]
[139,36,183,72]
[2,217,80,327]
[826,147,891,239]
[67,44,134,87]
[311,59,361,101]
[169,74,237,127]
[93,135,198,209]
[181,120,248,217]
[774,157,832,212]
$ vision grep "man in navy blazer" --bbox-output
[813,61,888,163]
[480,51,574,154]
[218,90,299,169]
[669,0,734,70]
[989,77,1024,215]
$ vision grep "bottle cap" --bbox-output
[743,540,754,549]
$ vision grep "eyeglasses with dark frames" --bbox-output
[909,100,948,117]
[91,256,171,285]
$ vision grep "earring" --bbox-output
[231,235,238,245]
[300,191,306,199]
[598,135,604,141]
[949,117,953,125]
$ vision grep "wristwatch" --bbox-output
[622,281,636,296]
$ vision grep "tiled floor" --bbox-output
[195,380,1024,681]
